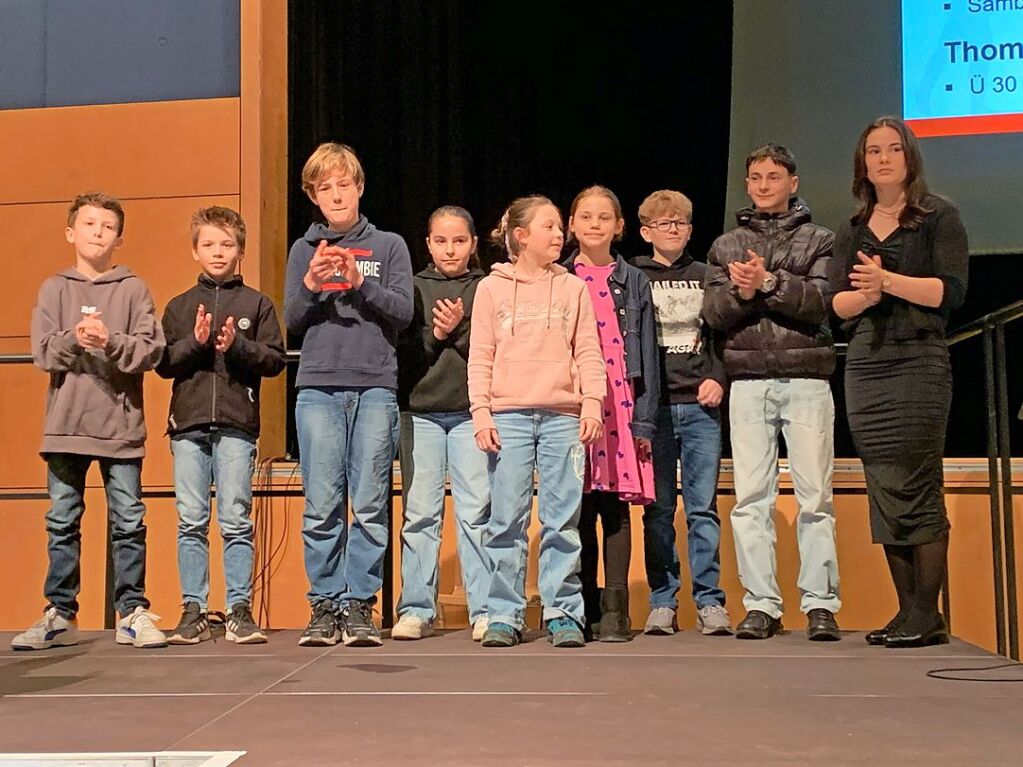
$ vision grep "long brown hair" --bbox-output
[852,116,931,229]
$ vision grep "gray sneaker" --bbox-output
[643,607,677,635]
[697,604,733,636]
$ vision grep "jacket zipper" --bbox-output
[211,284,220,424]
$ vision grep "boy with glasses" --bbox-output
[633,190,731,636]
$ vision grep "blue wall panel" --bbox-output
[0,0,240,110]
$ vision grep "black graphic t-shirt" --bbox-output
[633,254,726,404]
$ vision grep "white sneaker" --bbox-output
[697,604,733,636]
[11,607,80,650]
[391,614,434,640]
[472,617,489,642]
[116,606,168,648]
[643,607,678,635]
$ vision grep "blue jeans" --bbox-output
[296,386,398,606]
[644,403,726,610]
[486,410,586,630]
[171,432,257,609]
[729,378,840,618]
[44,453,149,619]
[397,412,490,623]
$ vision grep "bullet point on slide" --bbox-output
[943,2,951,9]
[945,83,953,91]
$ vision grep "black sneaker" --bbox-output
[299,601,339,647]
[339,599,383,647]
[226,603,268,645]
[168,602,211,645]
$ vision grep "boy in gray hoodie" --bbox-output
[12,192,168,651]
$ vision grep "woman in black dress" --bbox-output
[830,116,968,648]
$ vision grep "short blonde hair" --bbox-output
[191,206,246,252]
[638,190,693,226]
[301,142,365,196]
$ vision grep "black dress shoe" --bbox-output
[865,615,903,646]
[735,610,782,640]
[884,615,949,648]
[806,608,841,642]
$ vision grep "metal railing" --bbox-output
[947,299,1023,659]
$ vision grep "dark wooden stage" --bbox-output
[0,628,1019,766]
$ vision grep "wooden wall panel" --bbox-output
[240,0,289,457]
[0,195,239,345]
[0,476,1014,645]
[0,195,243,493]
[0,99,240,204]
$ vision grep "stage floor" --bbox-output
[0,628,1019,766]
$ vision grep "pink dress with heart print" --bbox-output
[575,262,655,504]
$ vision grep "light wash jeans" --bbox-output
[397,412,490,624]
[644,402,726,610]
[44,454,149,618]
[171,431,257,609]
[485,410,586,631]
[296,386,399,607]
[729,378,840,619]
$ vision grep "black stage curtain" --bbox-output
[287,0,734,271]
[285,1,734,458]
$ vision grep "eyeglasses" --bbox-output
[646,219,691,232]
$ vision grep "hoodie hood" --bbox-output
[632,251,695,271]
[303,216,375,245]
[58,265,137,284]
[736,197,813,233]
[417,263,485,282]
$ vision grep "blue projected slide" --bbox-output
[903,0,1023,135]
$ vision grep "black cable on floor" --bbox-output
[927,661,1023,682]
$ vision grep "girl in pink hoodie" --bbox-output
[468,196,605,648]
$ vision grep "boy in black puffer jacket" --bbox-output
[156,206,286,646]
[704,144,841,643]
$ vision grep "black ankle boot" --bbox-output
[597,587,632,642]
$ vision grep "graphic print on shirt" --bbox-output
[650,280,704,354]
[496,298,571,339]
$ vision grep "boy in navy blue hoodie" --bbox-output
[284,143,413,647]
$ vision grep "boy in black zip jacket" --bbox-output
[156,206,286,645]
[633,189,731,638]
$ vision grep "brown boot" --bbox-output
[597,587,632,642]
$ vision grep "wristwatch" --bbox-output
[758,271,778,294]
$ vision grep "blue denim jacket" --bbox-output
[562,251,661,440]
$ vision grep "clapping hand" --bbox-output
[727,249,767,300]
[850,251,885,304]
[194,304,213,344]
[432,298,465,340]
[76,311,108,350]
[215,316,236,352]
